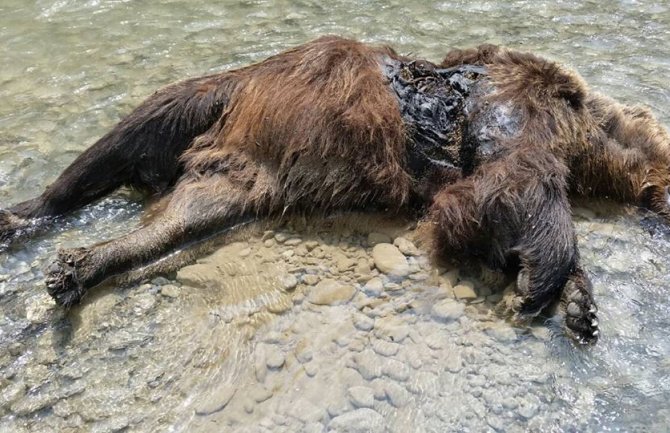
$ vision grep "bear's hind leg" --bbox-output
[45,164,275,306]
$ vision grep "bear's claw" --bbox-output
[562,275,599,345]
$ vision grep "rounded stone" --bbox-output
[348,386,375,408]
[371,244,409,277]
[307,279,356,306]
[393,237,420,256]
[431,299,465,322]
[453,280,477,300]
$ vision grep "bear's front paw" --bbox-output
[561,273,599,345]
[45,248,88,307]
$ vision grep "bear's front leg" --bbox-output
[430,148,599,344]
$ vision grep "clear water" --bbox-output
[1,1,670,432]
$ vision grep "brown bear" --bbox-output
[2,36,669,345]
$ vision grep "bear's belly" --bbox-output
[381,57,520,179]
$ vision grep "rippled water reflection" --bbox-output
[1,1,670,432]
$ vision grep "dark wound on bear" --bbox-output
[3,36,670,345]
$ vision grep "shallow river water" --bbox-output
[1,1,670,432]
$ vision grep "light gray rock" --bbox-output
[382,359,410,382]
[371,339,400,357]
[352,313,374,332]
[286,398,324,423]
[485,323,517,343]
[279,274,298,291]
[328,408,385,433]
[177,263,221,289]
[393,237,420,256]
[371,244,409,276]
[431,299,465,322]
[302,274,320,286]
[308,279,356,305]
[195,384,237,415]
[363,277,384,296]
[351,351,382,380]
[374,317,409,343]
[160,285,180,298]
[384,381,410,408]
[348,386,375,408]
[266,347,285,369]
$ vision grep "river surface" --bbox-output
[1,1,670,432]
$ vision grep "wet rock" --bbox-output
[160,285,180,298]
[304,423,325,433]
[348,386,375,408]
[303,362,318,377]
[295,342,313,363]
[485,323,517,343]
[176,263,221,289]
[431,299,465,322]
[351,351,382,380]
[371,339,399,357]
[266,348,285,369]
[307,279,356,305]
[453,280,477,300]
[251,386,273,403]
[195,384,237,415]
[254,348,267,382]
[393,237,420,256]
[363,277,384,296]
[374,316,409,343]
[1,380,26,406]
[133,293,156,313]
[383,282,402,292]
[372,244,409,276]
[445,352,463,373]
[25,294,54,324]
[328,408,385,433]
[367,232,392,246]
[518,400,539,419]
[8,343,23,357]
[286,398,324,423]
[382,359,410,382]
[274,233,289,243]
[384,381,409,408]
[304,240,319,251]
[302,274,320,285]
[279,274,298,291]
[151,276,170,286]
[352,313,374,332]
[10,391,58,416]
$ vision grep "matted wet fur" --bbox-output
[3,36,670,345]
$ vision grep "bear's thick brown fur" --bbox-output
[3,36,670,345]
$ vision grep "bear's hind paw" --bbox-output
[45,249,88,307]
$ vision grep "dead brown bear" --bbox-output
[2,36,669,345]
